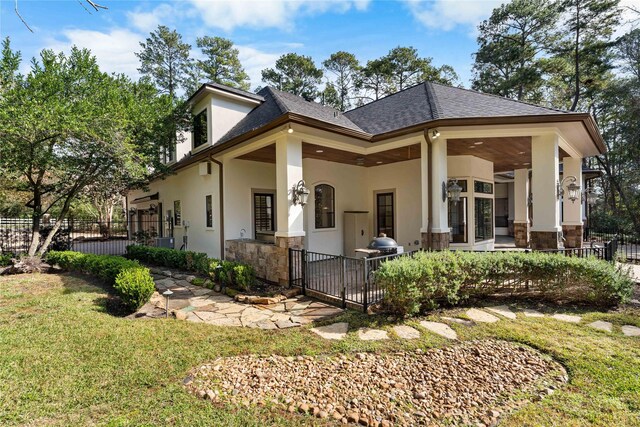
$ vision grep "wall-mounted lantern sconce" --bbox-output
[292,180,310,206]
[431,129,440,139]
[129,207,137,216]
[442,179,462,203]
[149,203,158,214]
[557,176,581,203]
[584,187,598,205]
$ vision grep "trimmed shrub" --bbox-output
[376,251,634,316]
[0,253,13,267]
[125,245,257,291]
[46,251,155,311]
[114,267,155,310]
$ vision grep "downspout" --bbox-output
[209,155,225,260]
[424,130,434,248]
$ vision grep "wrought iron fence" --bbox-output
[0,217,164,256]
[289,248,415,312]
[584,227,639,263]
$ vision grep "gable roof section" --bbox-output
[344,82,568,135]
[216,87,365,145]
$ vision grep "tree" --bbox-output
[261,53,323,101]
[0,44,171,256]
[359,58,393,102]
[320,82,341,109]
[136,26,192,100]
[384,46,458,91]
[322,51,361,111]
[550,0,621,111]
[195,36,250,90]
[471,0,561,102]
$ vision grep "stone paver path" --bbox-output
[420,321,458,340]
[310,322,349,340]
[392,325,421,339]
[587,320,613,333]
[442,316,474,326]
[135,272,343,329]
[622,325,640,337]
[485,305,517,320]
[522,308,545,318]
[466,308,500,323]
[357,328,389,341]
[552,313,582,323]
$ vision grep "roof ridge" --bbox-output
[344,80,428,115]
[263,87,290,115]
[424,82,442,120]
[428,81,569,114]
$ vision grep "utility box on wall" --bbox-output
[343,211,369,257]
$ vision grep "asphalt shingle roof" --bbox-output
[343,82,568,135]
[215,81,572,146]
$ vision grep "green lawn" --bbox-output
[0,273,639,426]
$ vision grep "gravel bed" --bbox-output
[186,340,566,426]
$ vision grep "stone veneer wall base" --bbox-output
[513,222,529,248]
[530,231,563,250]
[562,224,583,248]
[421,232,450,251]
[225,236,304,285]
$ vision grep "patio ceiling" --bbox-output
[237,142,421,167]
[447,137,569,173]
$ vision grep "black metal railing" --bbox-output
[0,217,164,256]
[289,248,415,312]
[537,237,618,262]
[584,227,639,263]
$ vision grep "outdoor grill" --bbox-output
[367,233,398,255]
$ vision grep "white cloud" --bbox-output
[46,28,144,77]
[127,3,176,33]
[615,0,640,37]
[187,0,371,31]
[237,45,284,88]
[402,0,504,32]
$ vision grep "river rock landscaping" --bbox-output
[186,340,567,427]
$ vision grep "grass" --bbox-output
[0,273,639,426]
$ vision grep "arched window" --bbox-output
[314,184,335,229]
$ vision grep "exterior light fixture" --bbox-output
[162,289,173,318]
[287,124,293,134]
[442,179,462,203]
[129,207,137,216]
[557,175,581,203]
[431,129,440,139]
[355,157,365,166]
[584,187,597,205]
[292,180,310,206]
[149,203,158,214]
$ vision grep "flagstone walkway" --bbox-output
[134,272,343,329]
[310,304,640,341]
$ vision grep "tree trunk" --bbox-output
[570,1,581,112]
[27,189,41,256]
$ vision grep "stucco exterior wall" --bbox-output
[302,158,368,255]
[128,161,221,258]
[211,96,256,144]
[365,159,423,252]
[224,159,276,241]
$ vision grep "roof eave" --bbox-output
[369,113,606,155]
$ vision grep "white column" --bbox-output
[562,157,583,225]
[513,169,529,224]
[531,134,561,232]
[430,137,449,233]
[420,136,429,234]
[275,134,305,237]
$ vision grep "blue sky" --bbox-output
[1,0,639,91]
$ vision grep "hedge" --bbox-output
[46,251,155,311]
[125,245,209,274]
[125,245,256,291]
[375,251,635,316]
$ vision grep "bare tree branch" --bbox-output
[77,0,93,15]
[14,0,33,33]
[86,0,108,11]
[14,0,108,32]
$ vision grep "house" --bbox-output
[126,81,605,284]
